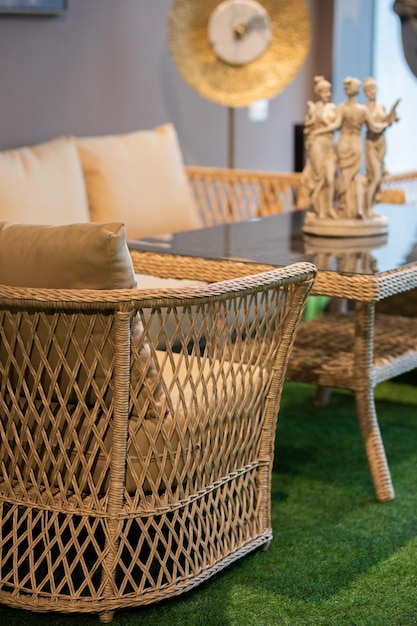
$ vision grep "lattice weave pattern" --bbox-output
[381,170,417,205]
[185,166,306,226]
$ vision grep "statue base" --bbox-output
[302,211,388,237]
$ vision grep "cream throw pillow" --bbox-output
[0,137,90,225]
[76,124,201,239]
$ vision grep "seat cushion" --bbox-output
[76,350,265,494]
[76,124,201,240]
[134,273,208,290]
[0,137,90,225]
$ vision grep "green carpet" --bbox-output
[1,380,416,625]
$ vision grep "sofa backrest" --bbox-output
[0,125,201,240]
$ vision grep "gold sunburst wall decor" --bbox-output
[168,0,311,108]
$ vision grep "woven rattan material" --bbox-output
[0,257,315,621]
[381,170,417,205]
[185,166,307,226]
[138,165,417,506]
[131,249,417,302]
[184,165,416,227]
[286,312,417,389]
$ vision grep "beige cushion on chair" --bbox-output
[76,124,201,240]
[0,137,90,225]
[134,273,208,289]
[90,349,264,494]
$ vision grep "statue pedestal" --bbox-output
[302,211,388,237]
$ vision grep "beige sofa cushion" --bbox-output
[80,350,264,494]
[0,137,90,225]
[76,124,201,240]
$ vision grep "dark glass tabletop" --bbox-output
[129,204,417,276]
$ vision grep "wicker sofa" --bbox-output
[0,220,316,621]
[0,124,306,239]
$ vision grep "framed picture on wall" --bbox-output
[0,1,66,14]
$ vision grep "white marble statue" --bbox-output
[302,75,400,237]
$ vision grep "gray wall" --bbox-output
[0,1,345,170]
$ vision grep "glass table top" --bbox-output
[129,204,417,276]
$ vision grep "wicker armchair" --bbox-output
[0,228,316,622]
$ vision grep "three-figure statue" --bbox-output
[302,75,400,236]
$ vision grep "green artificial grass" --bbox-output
[302,295,330,322]
[1,380,417,625]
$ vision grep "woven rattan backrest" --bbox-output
[381,170,417,205]
[186,166,307,227]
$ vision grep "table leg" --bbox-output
[313,298,348,408]
[354,302,394,502]
[313,385,332,407]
